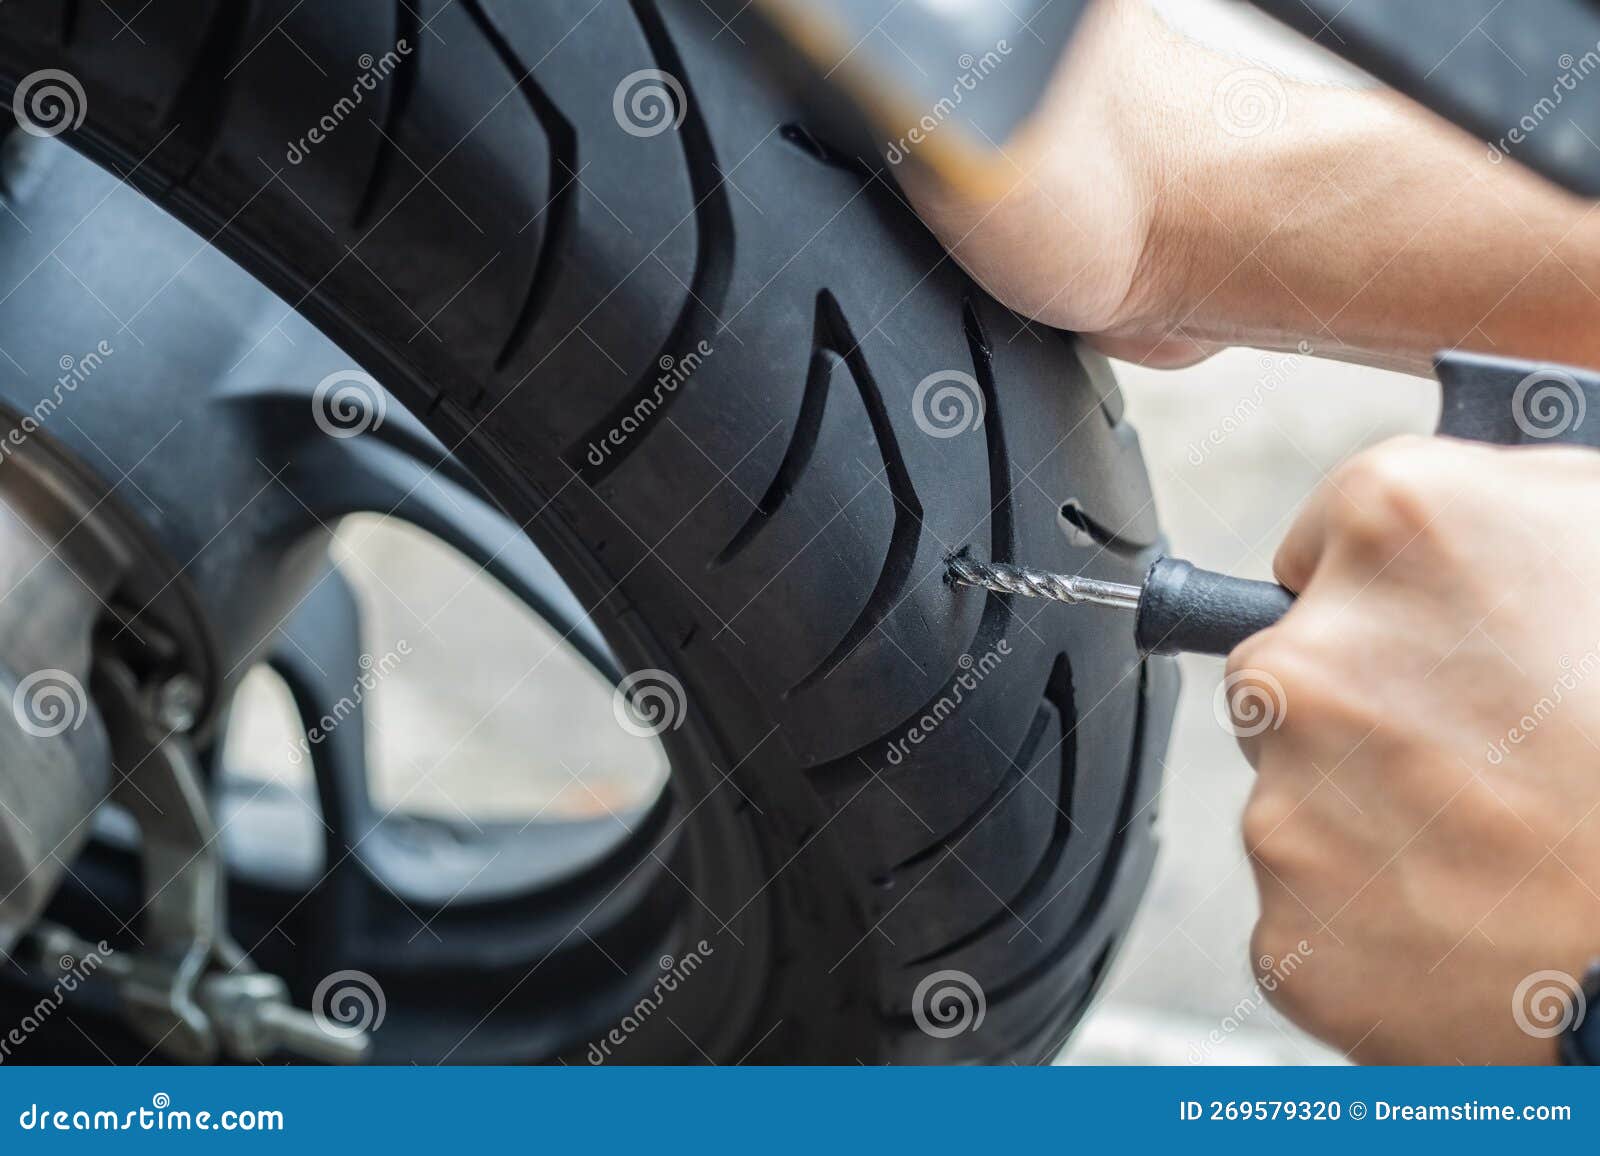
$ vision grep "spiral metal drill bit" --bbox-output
[946,552,1297,656]
[946,555,1142,611]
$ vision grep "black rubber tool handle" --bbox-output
[1135,350,1600,657]
[1135,558,1296,657]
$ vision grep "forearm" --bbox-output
[907,0,1600,373]
[1126,42,1600,374]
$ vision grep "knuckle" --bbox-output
[1222,639,1301,742]
[1241,788,1298,860]
[1330,437,1445,547]
[1248,924,1274,979]
[1226,629,1292,684]
[1271,536,1310,589]
[1330,437,1411,491]
[1248,922,1281,974]
[1248,922,1303,1008]
[1228,629,1319,711]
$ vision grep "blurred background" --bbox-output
[218,0,1440,1065]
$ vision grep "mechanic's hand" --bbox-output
[898,0,1216,367]
[1230,436,1600,1064]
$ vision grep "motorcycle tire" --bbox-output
[0,0,1177,1063]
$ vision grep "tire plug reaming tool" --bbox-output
[946,554,1294,658]
[946,350,1600,657]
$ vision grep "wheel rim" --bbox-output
[0,134,773,1065]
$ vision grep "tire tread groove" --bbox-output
[350,0,420,228]
[785,290,923,695]
[713,293,838,567]
[465,0,579,373]
[903,655,1076,968]
[166,0,252,185]
[567,0,733,481]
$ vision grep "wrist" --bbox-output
[1095,24,1346,354]
[1072,5,1219,341]
[1119,61,1382,354]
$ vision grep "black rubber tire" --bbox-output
[0,0,1178,1063]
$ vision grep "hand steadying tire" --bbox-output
[0,0,1177,1062]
